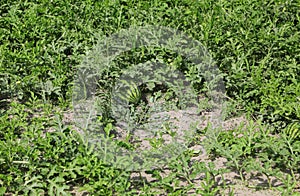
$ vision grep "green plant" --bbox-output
[1,0,299,194]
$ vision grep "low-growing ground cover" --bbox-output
[0,0,299,195]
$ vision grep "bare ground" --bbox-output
[62,109,283,196]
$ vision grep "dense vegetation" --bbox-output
[0,0,299,195]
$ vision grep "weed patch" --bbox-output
[0,0,299,195]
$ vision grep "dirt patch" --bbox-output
[61,109,282,195]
